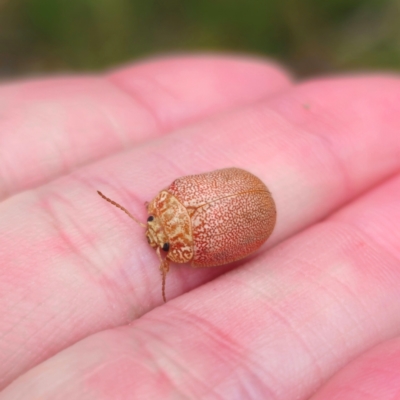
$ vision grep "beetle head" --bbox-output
[146,214,169,252]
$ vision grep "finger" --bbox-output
[0,55,291,199]
[2,172,400,399]
[108,55,291,128]
[1,75,400,389]
[310,337,400,399]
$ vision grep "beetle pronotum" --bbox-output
[98,167,276,302]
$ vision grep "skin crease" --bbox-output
[310,337,400,399]
[1,55,400,399]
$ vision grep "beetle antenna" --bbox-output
[97,191,146,228]
[156,248,169,303]
[162,268,167,303]
[161,259,170,303]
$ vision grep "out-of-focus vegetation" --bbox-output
[1,0,400,78]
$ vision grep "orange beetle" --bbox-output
[98,168,276,302]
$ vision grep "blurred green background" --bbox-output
[1,0,399,78]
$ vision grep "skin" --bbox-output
[0,54,400,399]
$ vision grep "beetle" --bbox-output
[98,167,276,302]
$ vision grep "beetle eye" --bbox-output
[162,242,170,252]
[147,216,154,222]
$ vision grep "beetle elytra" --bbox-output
[98,167,276,302]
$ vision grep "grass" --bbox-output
[0,0,399,77]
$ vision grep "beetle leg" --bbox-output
[156,247,170,302]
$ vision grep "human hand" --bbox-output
[0,55,400,399]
